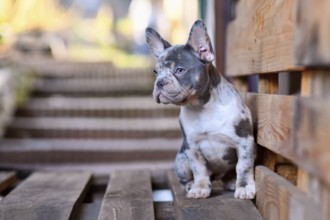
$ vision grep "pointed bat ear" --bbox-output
[186,20,215,62]
[145,27,171,57]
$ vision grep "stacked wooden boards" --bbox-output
[0,170,262,220]
[225,0,330,219]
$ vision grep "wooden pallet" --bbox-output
[226,0,330,219]
[0,170,262,220]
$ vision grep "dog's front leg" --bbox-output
[234,136,256,199]
[185,148,211,199]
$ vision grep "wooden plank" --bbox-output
[97,170,155,220]
[294,98,330,185]
[226,0,302,76]
[0,138,180,163]
[14,59,152,79]
[0,172,91,220]
[0,172,16,193]
[154,202,176,220]
[245,93,294,154]
[242,93,330,186]
[34,78,153,94]
[256,166,324,220]
[294,0,330,66]
[5,117,181,139]
[17,97,179,118]
[167,170,262,220]
[297,70,330,215]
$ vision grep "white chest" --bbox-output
[180,99,240,146]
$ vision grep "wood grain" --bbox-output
[256,166,324,220]
[294,0,330,66]
[0,172,16,193]
[97,170,155,220]
[294,98,330,185]
[167,170,262,220]
[0,172,91,220]
[244,93,294,155]
[242,93,330,186]
[226,0,301,76]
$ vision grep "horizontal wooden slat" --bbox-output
[0,172,91,220]
[17,97,179,118]
[256,166,324,220]
[5,117,181,139]
[294,0,330,66]
[97,170,154,220]
[34,78,153,95]
[294,98,330,185]
[241,93,330,185]
[167,171,262,220]
[0,162,174,176]
[0,138,180,163]
[226,0,300,76]
[0,172,16,193]
[13,59,152,79]
[243,93,294,153]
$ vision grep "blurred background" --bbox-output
[0,0,205,68]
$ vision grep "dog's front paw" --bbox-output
[186,179,211,199]
[234,184,255,199]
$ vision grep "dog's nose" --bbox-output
[157,80,166,89]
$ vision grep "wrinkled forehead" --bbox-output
[156,45,198,69]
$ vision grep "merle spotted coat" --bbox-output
[146,20,256,199]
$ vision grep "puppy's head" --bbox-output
[145,20,215,105]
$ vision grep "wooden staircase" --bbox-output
[0,64,182,174]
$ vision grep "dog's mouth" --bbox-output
[154,90,170,104]
[154,89,189,105]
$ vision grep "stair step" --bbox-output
[5,117,181,139]
[0,138,181,163]
[33,78,154,97]
[0,161,174,176]
[16,96,179,118]
[17,59,152,79]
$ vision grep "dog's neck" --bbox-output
[183,64,238,111]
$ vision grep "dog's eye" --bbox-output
[176,68,185,74]
[153,69,158,75]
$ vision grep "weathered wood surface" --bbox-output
[17,97,179,118]
[5,117,181,139]
[97,170,155,220]
[167,171,262,220]
[0,172,91,220]
[294,98,330,185]
[227,0,330,75]
[154,202,176,220]
[256,166,324,220]
[0,138,180,163]
[0,172,16,193]
[294,0,330,66]
[226,0,299,76]
[241,93,330,186]
[241,93,294,153]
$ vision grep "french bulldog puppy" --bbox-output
[145,20,255,199]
